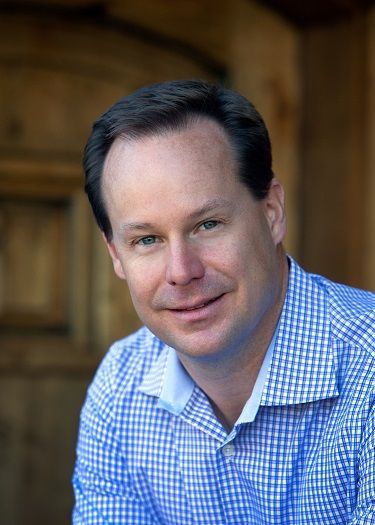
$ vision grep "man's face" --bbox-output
[102,118,287,363]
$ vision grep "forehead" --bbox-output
[101,118,247,223]
[103,118,237,182]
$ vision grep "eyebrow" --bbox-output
[119,198,234,234]
[119,221,153,234]
[186,198,234,220]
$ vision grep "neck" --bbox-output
[178,253,289,431]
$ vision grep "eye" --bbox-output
[137,235,157,246]
[200,220,219,231]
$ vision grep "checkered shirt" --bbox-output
[72,258,375,524]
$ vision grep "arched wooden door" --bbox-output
[0,9,218,524]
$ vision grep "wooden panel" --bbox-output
[0,11,217,158]
[364,6,375,290]
[0,158,84,197]
[0,199,67,328]
[0,61,125,157]
[109,0,230,65]
[0,375,90,525]
[263,0,373,26]
[0,158,95,370]
[301,14,367,286]
[0,377,27,525]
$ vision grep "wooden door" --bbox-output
[0,9,217,524]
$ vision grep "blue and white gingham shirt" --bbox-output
[73,258,375,524]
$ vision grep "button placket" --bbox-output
[222,443,235,457]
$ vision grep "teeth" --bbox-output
[185,303,207,311]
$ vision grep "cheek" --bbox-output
[202,237,240,270]
[124,260,162,310]
[126,272,153,303]
[232,234,276,291]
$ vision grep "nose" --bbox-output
[165,240,205,286]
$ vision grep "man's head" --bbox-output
[84,80,287,364]
[84,79,274,241]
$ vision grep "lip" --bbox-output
[166,294,225,322]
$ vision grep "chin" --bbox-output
[164,331,233,361]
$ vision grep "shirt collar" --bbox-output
[139,330,277,419]
[138,344,194,415]
[235,326,277,424]
[156,347,195,415]
[260,257,339,406]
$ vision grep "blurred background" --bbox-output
[0,0,374,523]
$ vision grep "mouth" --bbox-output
[169,294,224,312]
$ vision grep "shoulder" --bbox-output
[310,271,375,318]
[287,257,375,357]
[85,327,164,417]
[310,272,375,355]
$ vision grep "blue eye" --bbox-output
[138,236,156,246]
[201,220,218,230]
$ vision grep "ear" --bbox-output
[103,233,127,280]
[262,178,287,245]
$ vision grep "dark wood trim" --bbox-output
[0,2,227,80]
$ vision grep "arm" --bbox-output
[72,357,157,524]
[348,405,375,524]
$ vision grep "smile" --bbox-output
[168,294,225,313]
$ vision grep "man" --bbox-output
[73,80,375,524]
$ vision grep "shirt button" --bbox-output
[222,444,235,457]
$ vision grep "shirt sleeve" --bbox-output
[348,404,375,524]
[72,356,157,524]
